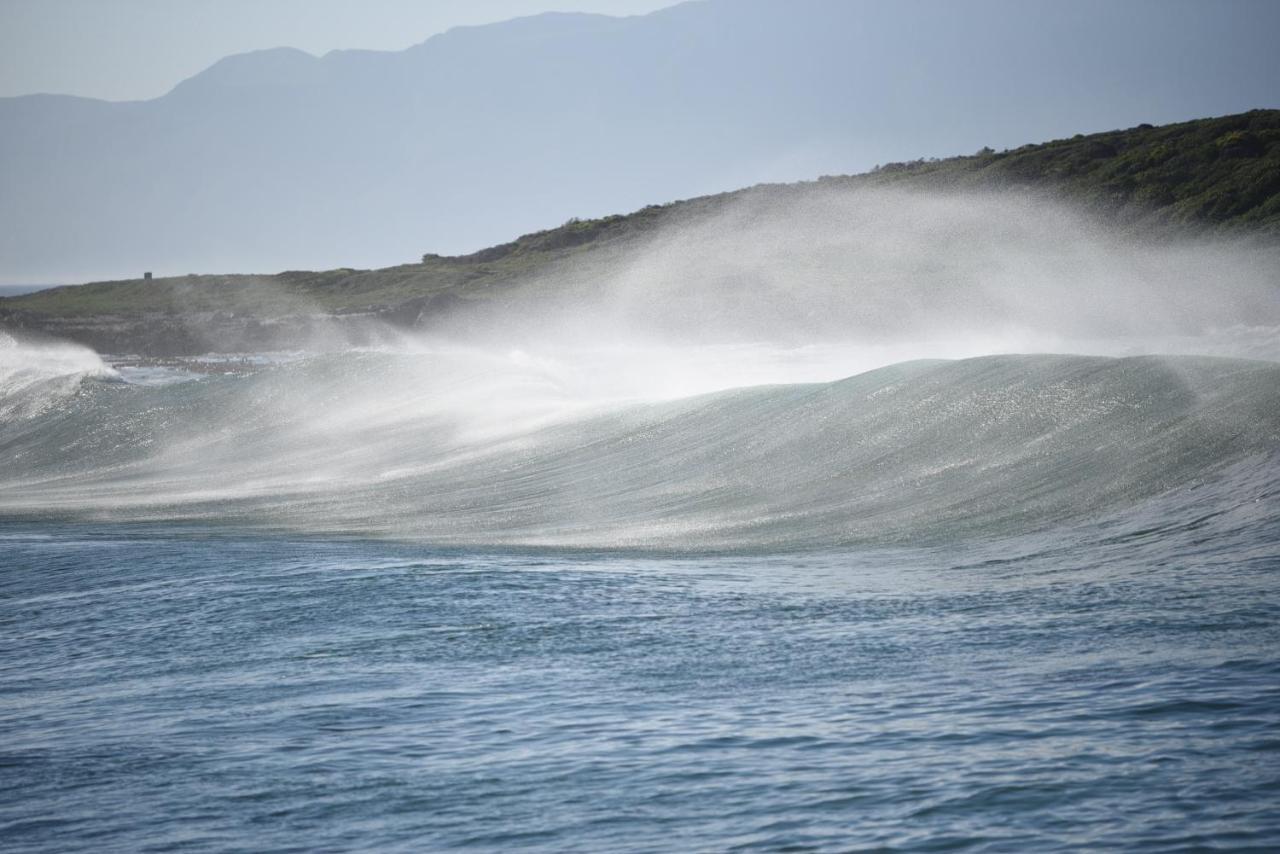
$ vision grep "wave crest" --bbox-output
[1,350,1275,549]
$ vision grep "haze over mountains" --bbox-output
[2,0,1278,284]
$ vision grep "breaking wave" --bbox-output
[1,343,1276,550]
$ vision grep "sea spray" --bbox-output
[2,188,1277,546]
[1,349,1276,549]
[441,188,1280,361]
[0,330,118,421]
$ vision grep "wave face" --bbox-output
[2,344,1276,549]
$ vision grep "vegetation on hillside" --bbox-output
[3,110,1278,325]
[847,109,1280,231]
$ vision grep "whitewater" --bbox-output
[2,189,1279,851]
[1,342,1278,549]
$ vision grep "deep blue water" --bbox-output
[3,519,1278,852]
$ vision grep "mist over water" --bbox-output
[1,189,1277,547]
[464,188,1280,364]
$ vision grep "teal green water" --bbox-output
[3,352,1278,549]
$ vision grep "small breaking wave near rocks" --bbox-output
[0,331,119,422]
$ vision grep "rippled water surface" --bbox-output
[3,517,1278,852]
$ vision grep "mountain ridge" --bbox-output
[3,0,1277,284]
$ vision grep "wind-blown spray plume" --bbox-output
[2,189,1277,548]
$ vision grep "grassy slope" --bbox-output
[5,110,1279,321]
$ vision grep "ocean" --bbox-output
[2,337,1278,851]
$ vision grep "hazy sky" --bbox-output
[3,0,1276,284]
[0,0,677,101]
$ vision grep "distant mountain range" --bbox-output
[2,0,1278,284]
